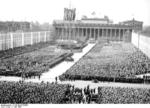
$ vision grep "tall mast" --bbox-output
[69,0,71,9]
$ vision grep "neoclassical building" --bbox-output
[53,8,142,42]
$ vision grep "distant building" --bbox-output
[53,8,144,43]
[120,18,143,32]
[53,18,132,42]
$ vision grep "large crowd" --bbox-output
[0,81,68,104]
[59,83,150,104]
[0,41,54,59]
[61,42,150,81]
[1,41,150,104]
[98,86,150,104]
[0,44,66,78]
[0,80,150,104]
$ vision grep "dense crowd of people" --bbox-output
[1,41,150,104]
[0,80,150,104]
[61,84,150,104]
[0,44,65,78]
[0,81,68,104]
[0,41,54,59]
[98,86,150,104]
[61,42,150,81]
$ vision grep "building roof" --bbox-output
[53,20,132,29]
[121,18,143,24]
[81,18,108,21]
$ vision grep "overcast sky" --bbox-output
[0,0,149,25]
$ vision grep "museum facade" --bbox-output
[53,8,143,42]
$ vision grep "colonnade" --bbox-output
[55,27,132,42]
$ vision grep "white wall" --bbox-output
[132,32,150,58]
[0,31,53,51]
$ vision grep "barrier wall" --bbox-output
[0,31,53,51]
[132,32,150,58]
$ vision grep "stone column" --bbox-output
[89,28,91,38]
[114,29,116,41]
[123,29,125,41]
[118,29,121,41]
[65,28,67,40]
[78,28,80,39]
[62,28,66,39]
[68,28,70,40]
[72,28,74,40]
[74,28,76,40]
[110,29,112,40]
[70,28,72,40]
[73,28,75,40]
[102,29,103,38]
[120,29,123,41]
[82,28,84,37]
[79,28,81,38]
[63,28,65,40]
[111,29,114,40]
[98,29,100,40]
[116,29,118,41]
[93,28,95,39]
[60,28,61,39]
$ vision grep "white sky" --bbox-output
[0,0,149,25]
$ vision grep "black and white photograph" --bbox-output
[0,0,150,107]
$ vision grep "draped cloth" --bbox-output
[64,8,76,21]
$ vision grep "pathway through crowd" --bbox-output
[1,42,150,90]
